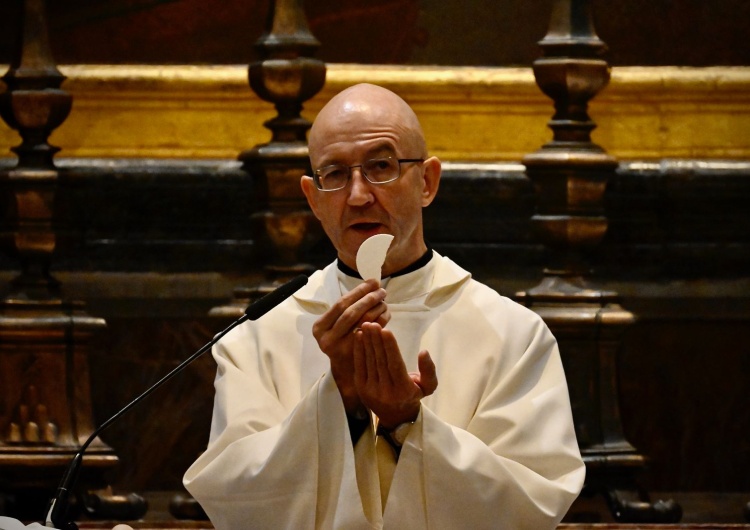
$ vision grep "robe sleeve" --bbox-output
[383,312,585,530]
[182,324,378,530]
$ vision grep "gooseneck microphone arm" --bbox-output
[45,274,308,529]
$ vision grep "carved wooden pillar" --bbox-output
[515,0,681,523]
[210,0,325,318]
[0,0,120,520]
[171,2,326,518]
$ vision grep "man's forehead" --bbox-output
[310,113,404,158]
[310,137,399,167]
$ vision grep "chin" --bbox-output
[345,227,385,247]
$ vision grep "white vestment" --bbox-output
[184,253,585,529]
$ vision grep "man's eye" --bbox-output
[322,167,347,180]
[369,159,394,171]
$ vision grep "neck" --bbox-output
[338,247,433,279]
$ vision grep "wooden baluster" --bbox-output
[515,0,681,523]
[0,0,140,521]
[241,0,326,280]
[0,0,69,299]
[171,2,326,518]
[210,0,326,318]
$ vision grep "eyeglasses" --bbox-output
[313,157,424,191]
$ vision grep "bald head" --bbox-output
[308,83,427,165]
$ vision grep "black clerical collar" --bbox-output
[337,247,433,280]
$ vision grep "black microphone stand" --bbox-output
[45,274,308,529]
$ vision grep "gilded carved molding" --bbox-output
[0,64,748,161]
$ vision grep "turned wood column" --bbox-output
[210,0,326,318]
[0,0,119,520]
[515,0,681,523]
[171,2,326,518]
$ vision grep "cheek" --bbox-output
[313,200,345,239]
[317,211,339,237]
[396,189,425,219]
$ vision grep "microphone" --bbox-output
[45,274,308,529]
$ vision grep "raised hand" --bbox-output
[353,322,438,428]
[312,279,390,413]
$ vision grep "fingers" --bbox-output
[374,307,391,327]
[356,323,424,427]
[353,329,367,388]
[313,280,386,348]
[338,282,385,331]
[356,301,390,329]
[355,326,437,395]
[354,325,438,427]
[359,323,408,386]
[353,328,378,385]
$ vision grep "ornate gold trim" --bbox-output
[1,64,748,161]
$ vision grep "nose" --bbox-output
[346,167,374,207]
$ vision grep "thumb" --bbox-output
[417,350,438,396]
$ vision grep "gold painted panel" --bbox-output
[0,65,748,161]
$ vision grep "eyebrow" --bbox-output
[317,144,398,169]
[366,142,398,158]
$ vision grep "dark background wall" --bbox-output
[1,0,749,66]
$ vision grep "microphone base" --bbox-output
[0,451,117,522]
[2,487,73,523]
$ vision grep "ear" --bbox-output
[300,175,322,220]
[420,156,441,207]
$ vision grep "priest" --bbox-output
[184,83,585,529]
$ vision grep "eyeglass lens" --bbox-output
[317,158,401,190]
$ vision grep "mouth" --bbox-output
[350,222,382,232]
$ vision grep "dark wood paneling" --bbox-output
[0,157,748,500]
